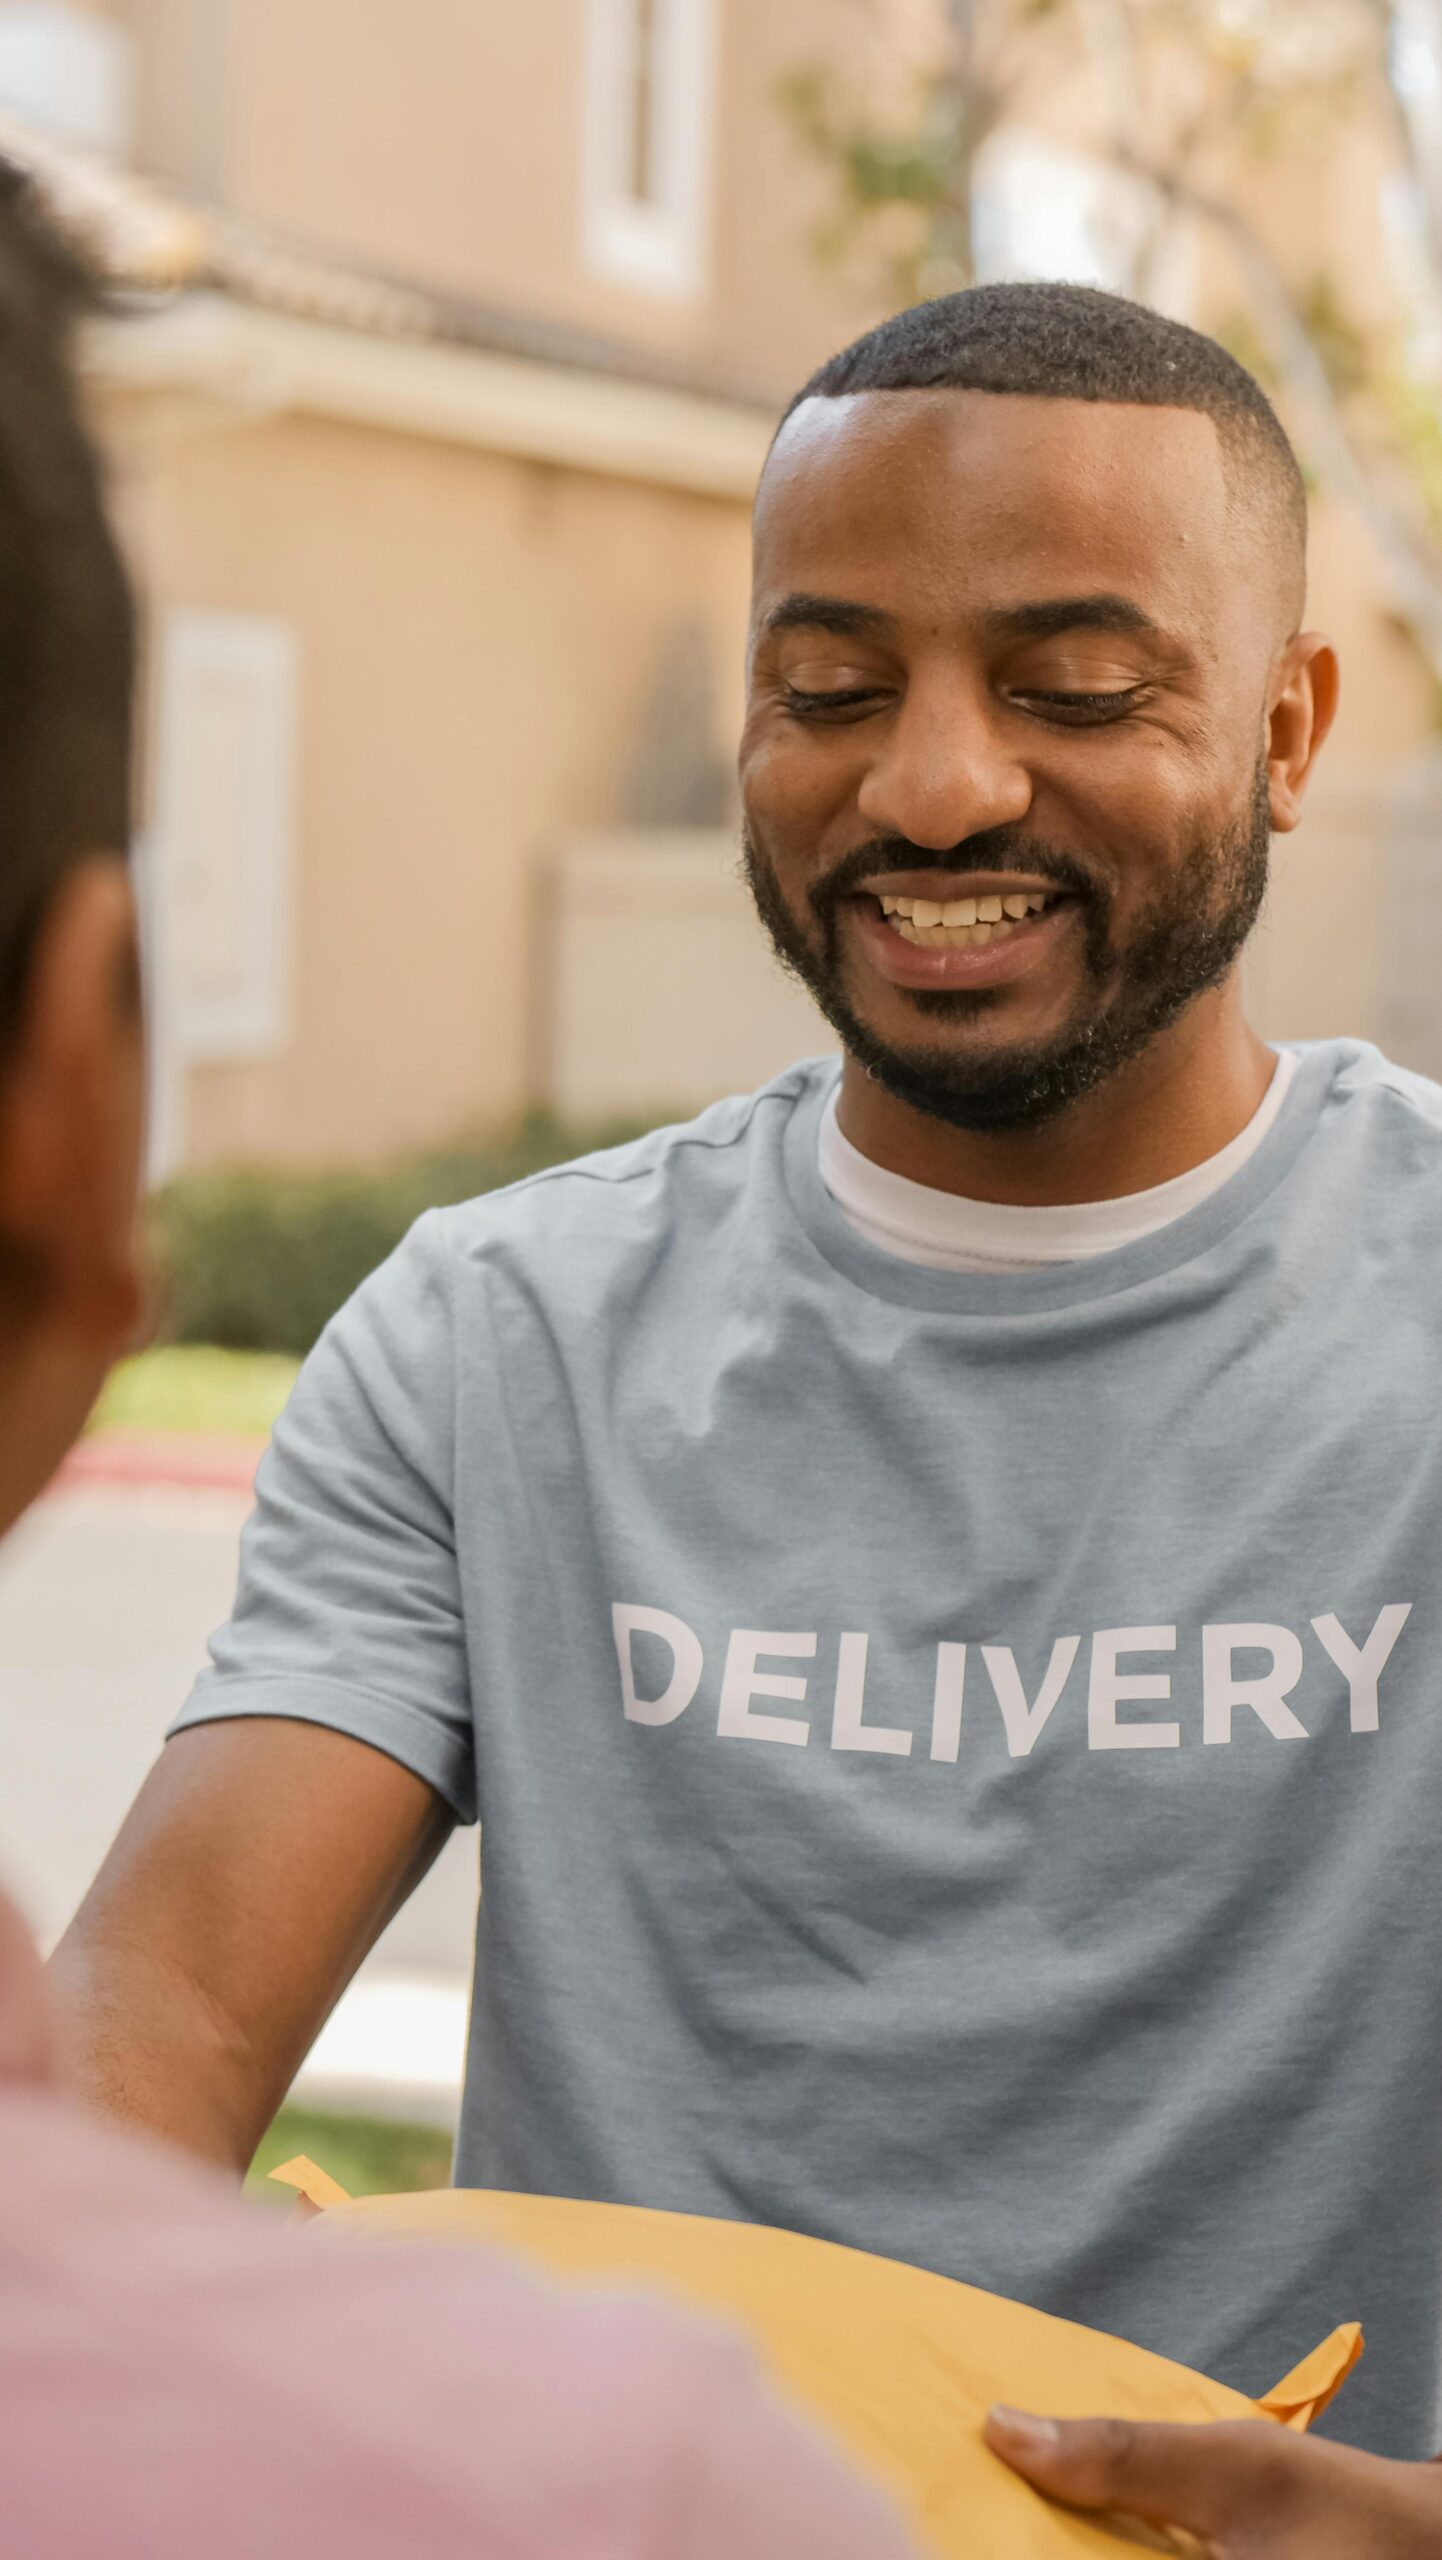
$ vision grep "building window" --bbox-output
[150,610,299,1065]
[582,0,716,299]
[629,0,659,203]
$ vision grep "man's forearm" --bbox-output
[44,1722,457,2177]
[48,1923,285,2177]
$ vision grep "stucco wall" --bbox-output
[101,390,754,1167]
[114,0,888,398]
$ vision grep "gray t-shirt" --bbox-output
[175,1039,1442,2458]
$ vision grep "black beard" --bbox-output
[741,762,1273,1134]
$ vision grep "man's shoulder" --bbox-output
[1309,1036,1442,1146]
[1287,1039,1442,1254]
[429,1057,836,1267]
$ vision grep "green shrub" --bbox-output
[246,2101,454,2205]
[150,1111,667,1359]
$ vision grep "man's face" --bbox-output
[739,389,1286,1131]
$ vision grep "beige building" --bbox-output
[0,0,1436,1170]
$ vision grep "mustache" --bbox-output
[807,828,1109,917]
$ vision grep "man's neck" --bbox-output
[835,988,1277,1208]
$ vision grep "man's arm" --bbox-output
[49,1718,456,2175]
[985,2403,1442,2554]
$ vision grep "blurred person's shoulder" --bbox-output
[0,2076,915,2560]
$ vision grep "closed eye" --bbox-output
[781,682,891,722]
[1015,687,1148,727]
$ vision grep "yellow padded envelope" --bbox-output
[271,2161,1361,2559]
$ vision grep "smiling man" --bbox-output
[741,291,1314,1192]
[57,286,1442,2517]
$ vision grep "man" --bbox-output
[0,162,915,2560]
[55,278,1442,2542]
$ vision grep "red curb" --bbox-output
[57,1430,266,1495]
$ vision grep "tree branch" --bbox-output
[1123,151,1442,669]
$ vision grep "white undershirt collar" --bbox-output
[818,1048,1297,1274]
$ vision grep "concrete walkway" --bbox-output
[0,1478,474,2123]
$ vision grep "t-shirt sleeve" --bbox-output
[168,1211,477,1822]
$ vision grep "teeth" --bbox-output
[877,888,1059,948]
[880,889,1054,921]
[890,917,1020,949]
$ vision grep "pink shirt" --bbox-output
[0,1891,913,2560]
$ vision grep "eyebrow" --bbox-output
[981,595,1164,642]
[760,592,898,641]
[759,590,1170,646]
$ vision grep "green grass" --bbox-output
[246,2102,454,2208]
[90,1345,301,1438]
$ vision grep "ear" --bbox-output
[1267,632,1339,834]
[0,855,146,1354]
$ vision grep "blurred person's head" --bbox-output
[0,167,142,1539]
[740,282,1337,1136]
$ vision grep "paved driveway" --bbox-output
[0,1483,474,2121]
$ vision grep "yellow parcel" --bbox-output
[273,2163,1361,2560]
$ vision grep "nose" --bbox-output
[856,674,1032,850]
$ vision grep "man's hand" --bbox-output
[985,2404,1442,2555]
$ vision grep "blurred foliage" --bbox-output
[1210,304,1282,393]
[778,0,1442,684]
[1298,272,1374,401]
[1381,366,1442,547]
[148,1111,670,1360]
[779,30,1009,305]
[246,2102,454,2206]
[783,66,954,210]
[92,1344,301,1437]
[782,0,1380,302]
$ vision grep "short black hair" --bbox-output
[0,164,135,1041]
[779,281,1307,606]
